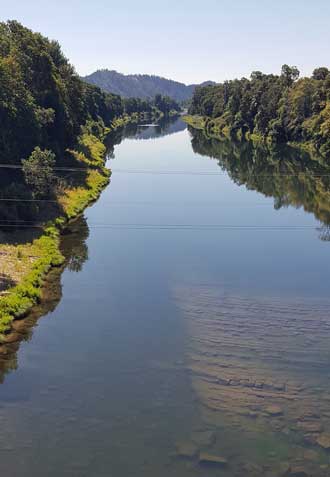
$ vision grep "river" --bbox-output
[1,118,330,476]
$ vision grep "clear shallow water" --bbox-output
[1,119,330,475]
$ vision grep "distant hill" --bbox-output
[82,70,215,102]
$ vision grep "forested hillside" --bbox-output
[0,21,181,168]
[83,69,214,102]
[0,21,126,165]
[189,65,330,157]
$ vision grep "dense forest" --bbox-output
[0,21,181,168]
[83,69,215,102]
[122,94,181,117]
[189,65,330,157]
[0,21,126,165]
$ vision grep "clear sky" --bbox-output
[2,0,330,84]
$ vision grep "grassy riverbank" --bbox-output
[183,115,233,141]
[0,131,112,338]
[182,115,206,130]
[183,114,233,139]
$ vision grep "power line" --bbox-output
[0,198,277,206]
[111,169,330,177]
[0,221,319,231]
[0,198,58,203]
[1,163,330,177]
[0,164,89,172]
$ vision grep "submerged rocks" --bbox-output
[191,429,216,447]
[302,449,319,462]
[242,462,264,474]
[316,433,330,449]
[297,420,322,433]
[199,452,228,466]
[175,441,198,458]
[264,405,283,417]
[175,428,217,462]
[283,466,309,477]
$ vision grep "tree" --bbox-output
[312,67,330,81]
[22,147,56,198]
[281,64,300,86]
[0,21,126,164]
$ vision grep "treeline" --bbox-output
[189,65,330,157]
[123,94,181,116]
[0,21,180,167]
[0,21,124,164]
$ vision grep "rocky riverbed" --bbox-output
[174,284,330,476]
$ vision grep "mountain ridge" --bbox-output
[82,69,215,102]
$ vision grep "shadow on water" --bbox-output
[0,216,90,383]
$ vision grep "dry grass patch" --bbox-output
[0,242,42,294]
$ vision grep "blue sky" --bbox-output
[2,0,330,84]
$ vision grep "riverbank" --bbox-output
[182,115,323,157]
[183,114,265,143]
[0,117,131,339]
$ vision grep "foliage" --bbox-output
[189,65,330,157]
[0,229,64,335]
[0,20,183,177]
[122,94,181,118]
[182,115,206,130]
[58,168,110,220]
[0,21,124,166]
[154,94,181,116]
[22,147,56,198]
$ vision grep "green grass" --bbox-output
[75,133,107,166]
[58,167,111,220]
[182,115,206,129]
[0,228,64,335]
[0,126,117,338]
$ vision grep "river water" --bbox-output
[1,118,330,476]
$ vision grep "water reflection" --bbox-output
[1,119,330,476]
[189,128,330,230]
[131,117,187,141]
[0,216,90,383]
[105,116,187,158]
